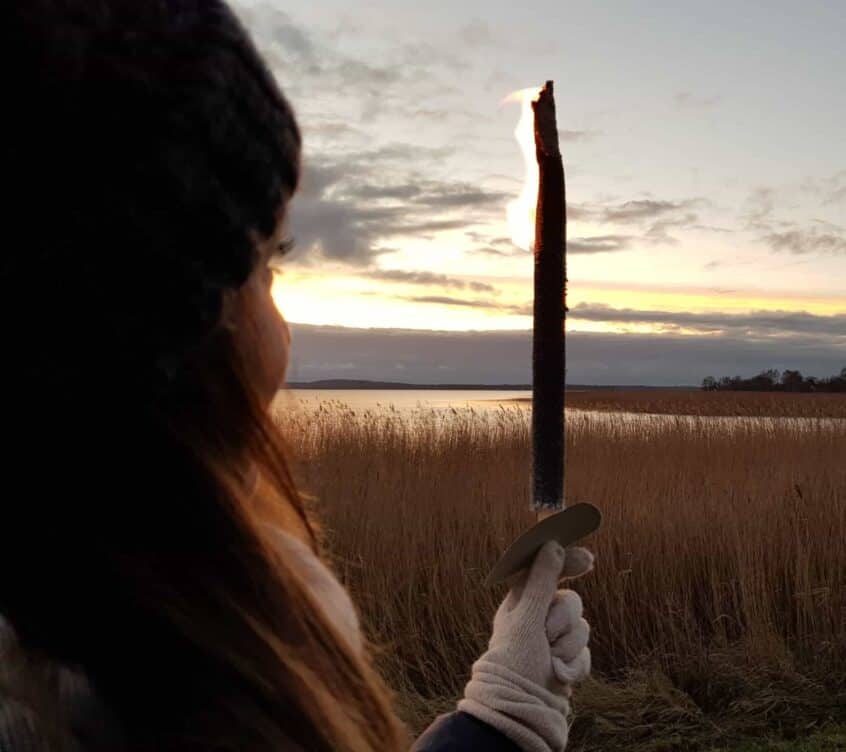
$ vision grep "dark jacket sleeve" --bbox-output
[411,711,520,752]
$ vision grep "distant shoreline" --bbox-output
[285,379,696,391]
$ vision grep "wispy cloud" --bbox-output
[568,235,634,253]
[401,294,497,308]
[802,170,846,206]
[763,227,846,255]
[672,91,721,109]
[570,303,846,338]
[568,197,707,246]
[364,269,497,293]
[287,152,508,265]
[385,295,846,340]
[596,199,705,224]
[742,187,779,229]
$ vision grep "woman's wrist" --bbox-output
[458,658,572,752]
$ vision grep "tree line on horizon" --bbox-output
[701,367,846,393]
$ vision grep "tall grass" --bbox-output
[562,389,846,418]
[274,396,846,747]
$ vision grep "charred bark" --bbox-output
[531,80,566,511]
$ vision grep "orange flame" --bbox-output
[502,86,542,251]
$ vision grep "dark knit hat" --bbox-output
[1,0,301,397]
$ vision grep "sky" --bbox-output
[231,0,845,385]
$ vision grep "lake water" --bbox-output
[270,389,844,434]
[276,389,533,413]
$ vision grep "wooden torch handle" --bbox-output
[531,80,567,512]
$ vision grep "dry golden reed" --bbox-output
[563,388,846,419]
[274,393,846,745]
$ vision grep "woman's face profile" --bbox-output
[227,205,292,410]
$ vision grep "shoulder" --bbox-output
[412,711,522,752]
[264,526,365,656]
[0,616,126,752]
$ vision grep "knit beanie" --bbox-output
[1,0,301,401]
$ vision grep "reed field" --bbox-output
[526,389,846,419]
[275,393,846,750]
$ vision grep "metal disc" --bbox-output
[484,502,602,586]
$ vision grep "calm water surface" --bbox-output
[271,389,843,433]
[278,389,532,413]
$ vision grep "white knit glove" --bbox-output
[457,541,593,752]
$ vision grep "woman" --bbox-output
[0,1,593,750]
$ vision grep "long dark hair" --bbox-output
[0,1,408,749]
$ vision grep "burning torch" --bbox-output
[486,81,601,586]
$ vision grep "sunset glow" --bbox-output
[240,0,846,383]
[272,271,846,334]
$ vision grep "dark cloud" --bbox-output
[405,107,476,123]
[763,227,846,256]
[402,295,496,308]
[285,160,399,264]
[347,184,423,202]
[306,120,366,142]
[570,303,846,338]
[823,171,846,205]
[568,235,633,254]
[389,297,846,341]
[295,161,347,200]
[364,269,497,294]
[643,212,699,245]
[419,186,509,209]
[287,323,846,386]
[286,196,391,266]
[802,170,846,206]
[331,59,403,88]
[286,155,508,265]
[236,5,418,94]
[743,187,778,228]
[344,178,506,210]
[599,199,699,223]
[383,292,523,315]
[236,6,316,62]
[741,186,846,256]
[360,144,455,163]
[566,198,706,245]
[233,3,465,128]
[396,218,475,235]
[463,233,524,256]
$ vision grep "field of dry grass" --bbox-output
[275,395,846,750]
[554,389,846,419]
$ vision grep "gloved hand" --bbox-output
[457,541,593,752]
